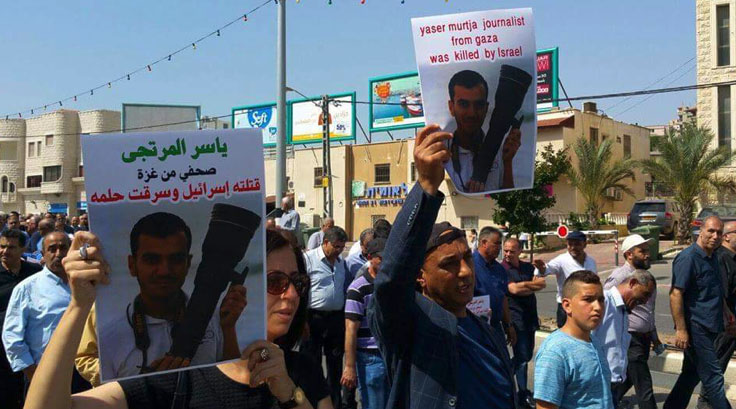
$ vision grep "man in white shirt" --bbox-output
[307,217,334,251]
[533,230,597,327]
[592,269,655,399]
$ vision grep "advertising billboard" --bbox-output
[232,103,278,147]
[122,103,201,133]
[369,72,425,133]
[288,92,356,144]
[536,47,559,111]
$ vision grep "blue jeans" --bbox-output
[512,328,535,393]
[663,322,732,409]
[356,349,389,409]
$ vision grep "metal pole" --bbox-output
[322,95,330,218]
[275,0,287,206]
[614,230,619,266]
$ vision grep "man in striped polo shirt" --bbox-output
[342,237,389,409]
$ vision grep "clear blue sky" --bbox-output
[0,0,695,142]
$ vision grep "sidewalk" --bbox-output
[524,238,679,273]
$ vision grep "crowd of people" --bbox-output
[0,125,735,409]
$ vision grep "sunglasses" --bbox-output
[267,270,310,296]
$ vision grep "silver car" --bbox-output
[627,199,680,239]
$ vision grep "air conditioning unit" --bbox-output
[288,180,295,190]
[604,187,617,198]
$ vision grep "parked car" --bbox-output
[627,199,680,239]
[691,205,736,242]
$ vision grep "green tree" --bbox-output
[490,144,570,258]
[637,123,736,243]
[566,138,637,228]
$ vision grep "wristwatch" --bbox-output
[278,386,306,409]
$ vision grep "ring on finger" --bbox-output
[260,348,270,362]
[79,243,89,260]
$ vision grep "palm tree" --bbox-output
[567,138,637,228]
[638,123,736,243]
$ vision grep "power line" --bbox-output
[2,0,273,119]
[614,64,696,117]
[14,77,729,139]
[605,57,696,113]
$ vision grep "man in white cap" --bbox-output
[603,234,661,409]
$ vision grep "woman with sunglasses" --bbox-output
[24,229,332,409]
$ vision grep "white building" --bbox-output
[0,109,120,215]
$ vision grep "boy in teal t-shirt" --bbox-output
[534,270,614,409]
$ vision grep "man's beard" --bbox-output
[632,258,650,270]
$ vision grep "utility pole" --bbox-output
[275,0,287,206]
[321,95,333,218]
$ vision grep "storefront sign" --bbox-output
[536,47,559,112]
[354,183,408,207]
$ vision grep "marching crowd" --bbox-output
[0,125,734,409]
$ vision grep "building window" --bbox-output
[28,142,35,157]
[623,135,631,159]
[371,215,386,226]
[602,134,609,142]
[589,127,599,145]
[43,165,62,182]
[313,167,324,187]
[374,163,390,184]
[1,176,7,193]
[410,162,417,182]
[9,183,15,193]
[79,165,84,177]
[45,134,54,146]
[0,141,17,161]
[717,5,731,67]
[460,216,479,231]
[26,175,41,188]
[36,142,41,157]
[719,85,732,150]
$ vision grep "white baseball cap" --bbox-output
[621,234,652,254]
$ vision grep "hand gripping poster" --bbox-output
[82,129,266,382]
[412,8,537,196]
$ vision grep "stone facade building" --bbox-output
[0,109,120,215]
[696,0,736,154]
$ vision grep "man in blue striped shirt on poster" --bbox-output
[342,237,389,409]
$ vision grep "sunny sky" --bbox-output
[0,0,695,142]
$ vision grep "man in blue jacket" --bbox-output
[368,124,515,409]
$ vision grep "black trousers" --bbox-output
[612,332,657,409]
[664,322,732,409]
[304,309,346,409]
[556,303,567,328]
[697,332,736,408]
[0,343,24,409]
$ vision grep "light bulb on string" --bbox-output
[328,0,332,4]
[127,74,131,80]
[74,95,78,101]
[90,90,94,96]
[243,14,248,21]
[18,113,21,118]
[216,30,221,36]
[30,109,33,115]
[361,0,365,3]
[168,55,172,61]
[44,106,47,111]
[192,43,196,50]
[108,82,111,89]
[59,101,62,107]
[147,65,152,71]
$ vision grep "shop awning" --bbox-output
[538,115,575,128]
